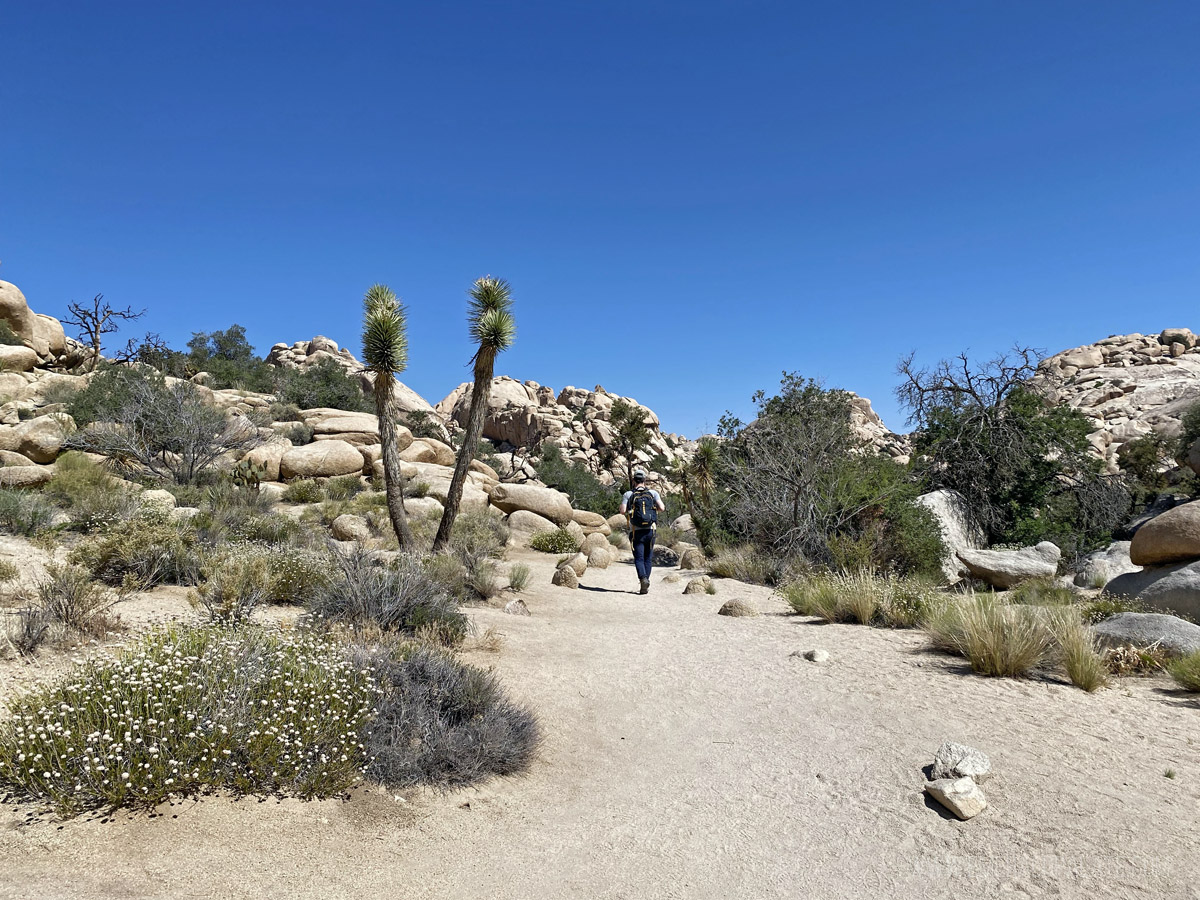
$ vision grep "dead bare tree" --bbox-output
[62,294,145,372]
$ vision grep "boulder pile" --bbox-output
[1104,499,1200,620]
[1039,327,1200,473]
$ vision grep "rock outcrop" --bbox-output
[1092,612,1200,658]
[1104,559,1200,621]
[916,489,986,583]
[1129,500,1200,566]
[1039,328,1200,473]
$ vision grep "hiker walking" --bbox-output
[619,469,666,595]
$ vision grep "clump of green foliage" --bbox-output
[704,374,946,579]
[45,452,140,531]
[1168,651,1200,692]
[0,488,56,536]
[283,479,324,503]
[69,514,203,588]
[275,358,370,413]
[535,443,618,516]
[529,528,581,554]
[898,348,1129,557]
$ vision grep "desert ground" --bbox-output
[1,545,1196,900]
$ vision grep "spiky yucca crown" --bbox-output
[468,276,516,353]
[361,283,408,375]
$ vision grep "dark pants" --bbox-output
[632,528,656,581]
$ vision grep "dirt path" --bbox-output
[2,549,1198,899]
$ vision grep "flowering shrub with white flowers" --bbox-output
[0,624,378,814]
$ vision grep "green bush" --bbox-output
[1168,651,1200,692]
[1081,594,1141,624]
[401,410,444,441]
[1177,400,1200,460]
[507,563,531,592]
[283,479,323,503]
[29,563,119,636]
[70,515,203,588]
[0,624,376,815]
[708,545,779,585]
[283,422,314,446]
[275,359,370,413]
[0,559,18,582]
[535,444,618,516]
[325,474,365,501]
[45,452,140,531]
[356,644,540,789]
[1006,576,1076,606]
[191,554,272,624]
[529,528,581,554]
[66,363,149,428]
[0,321,23,346]
[0,488,56,536]
[268,402,304,422]
[186,325,275,392]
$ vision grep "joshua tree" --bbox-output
[433,276,516,552]
[609,398,652,491]
[677,436,719,522]
[361,284,415,549]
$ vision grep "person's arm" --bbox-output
[618,491,630,514]
[654,490,666,512]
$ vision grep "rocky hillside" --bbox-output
[1039,328,1200,472]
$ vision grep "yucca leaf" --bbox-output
[361,284,408,374]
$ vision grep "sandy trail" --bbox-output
[1,548,1198,899]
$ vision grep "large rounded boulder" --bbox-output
[488,483,573,525]
[1130,501,1200,566]
[280,439,365,479]
[0,282,37,345]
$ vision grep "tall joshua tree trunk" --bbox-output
[361,284,415,550]
[433,276,515,552]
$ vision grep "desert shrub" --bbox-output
[529,528,580,555]
[0,321,22,346]
[708,545,778,585]
[237,513,301,545]
[0,559,18,582]
[421,552,471,603]
[5,607,51,657]
[535,444,618,516]
[70,515,202,588]
[0,488,55,536]
[465,558,502,601]
[185,325,275,392]
[0,624,376,814]
[65,363,149,428]
[283,479,323,503]
[283,422,314,446]
[448,509,508,563]
[45,451,140,531]
[608,532,631,550]
[900,352,1129,555]
[325,474,365,502]
[1118,431,1174,494]
[401,410,443,441]
[1168,651,1200,692]
[191,554,273,624]
[31,563,119,636]
[65,369,261,485]
[275,358,369,413]
[268,402,303,422]
[1081,595,1142,624]
[1177,399,1200,459]
[1006,576,1076,607]
[404,480,430,499]
[507,563,531,593]
[356,644,539,789]
[307,549,467,644]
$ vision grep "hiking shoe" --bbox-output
[639,579,649,595]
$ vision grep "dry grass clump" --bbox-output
[70,514,203,589]
[282,478,323,503]
[1046,609,1109,692]
[45,452,140,532]
[925,595,1052,678]
[1104,644,1169,676]
[709,545,778,586]
[0,488,56,536]
[1169,651,1200,692]
[781,572,937,628]
[0,624,378,815]
[507,563,531,593]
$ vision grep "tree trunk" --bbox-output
[433,369,491,552]
[375,374,414,549]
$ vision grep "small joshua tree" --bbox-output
[433,277,516,552]
[361,284,415,549]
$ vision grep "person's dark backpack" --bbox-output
[628,486,658,530]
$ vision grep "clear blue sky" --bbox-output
[3,2,1199,436]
